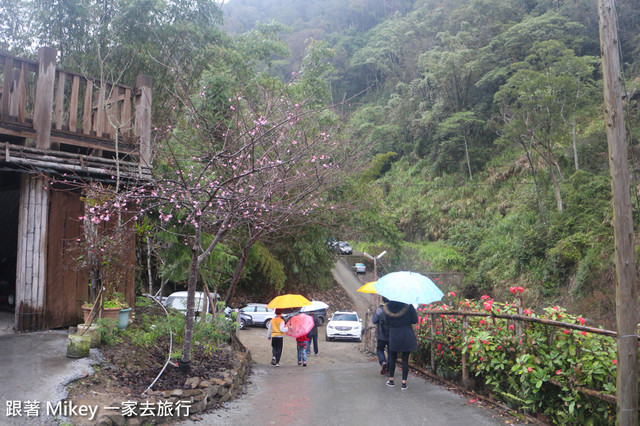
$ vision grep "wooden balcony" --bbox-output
[0,47,152,181]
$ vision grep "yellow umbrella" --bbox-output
[266,294,312,310]
[357,281,377,294]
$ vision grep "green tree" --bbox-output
[494,40,599,213]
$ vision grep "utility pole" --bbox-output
[598,1,638,424]
[363,251,387,281]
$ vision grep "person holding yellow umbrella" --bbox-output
[266,294,312,367]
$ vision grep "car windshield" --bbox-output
[165,296,205,311]
[333,313,357,321]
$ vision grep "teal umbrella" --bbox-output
[373,271,444,305]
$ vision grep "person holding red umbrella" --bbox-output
[267,309,289,367]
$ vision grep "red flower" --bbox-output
[510,287,517,294]
[481,295,490,300]
[556,370,562,375]
[563,329,570,334]
[508,324,514,330]
[577,317,585,325]
[523,308,533,315]
[517,286,525,293]
[527,367,533,373]
[479,319,486,325]
[448,291,456,297]
[613,359,617,365]
[581,331,587,336]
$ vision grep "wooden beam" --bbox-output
[33,47,56,149]
[2,57,12,117]
[135,75,152,168]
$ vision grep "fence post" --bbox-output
[461,315,470,389]
[516,295,524,345]
[430,313,436,374]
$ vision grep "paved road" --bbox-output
[0,330,95,425]
[191,358,510,426]
[185,262,516,426]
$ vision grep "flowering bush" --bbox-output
[414,291,623,424]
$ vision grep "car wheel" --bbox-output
[325,335,331,342]
[239,318,246,330]
[318,316,325,325]
[264,320,271,328]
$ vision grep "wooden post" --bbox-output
[135,75,153,169]
[598,1,638,424]
[430,313,436,374]
[461,315,470,389]
[1,57,12,117]
[516,295,524,346]
[33,47,56,149]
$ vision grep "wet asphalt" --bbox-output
[185,360,511,426]
[0,329,95,425]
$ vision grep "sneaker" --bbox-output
[271,357,276,365]
[298,362,302,366]
[303,363,307,367]
[386,380,395,387]
[276,363,280,367]
[401,383,408,390]
[380,362,388,375]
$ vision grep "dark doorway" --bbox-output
[0,172,19,312]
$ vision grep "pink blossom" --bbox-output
[527,367,533,373]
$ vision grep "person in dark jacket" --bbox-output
[306,313,320,356]
[371,297,390,375]
[383,301,418,390]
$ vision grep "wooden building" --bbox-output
[0,47,152,331]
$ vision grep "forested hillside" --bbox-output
[222,0,640,326]
[3,0,640,326]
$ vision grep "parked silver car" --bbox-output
[238,303,276,329]
[338,241,353,255]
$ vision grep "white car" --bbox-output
[163,291,219,315]
[326,311,362,342]
[338,241,353,255]
[353,263,366,274]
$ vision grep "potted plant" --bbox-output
[74,184,134,325]
[82,292,128,323]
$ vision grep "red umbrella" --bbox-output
[285,313,315,338]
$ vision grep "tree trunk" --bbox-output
[549,164,563,212]
[463,133,472,180]
[224,245,251,305]
[180,241,200,372]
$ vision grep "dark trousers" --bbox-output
[376,339,389,365]
[271,337,284,363]
[307,334,318,354]
[388,350,410,381]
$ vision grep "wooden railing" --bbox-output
[0,47,151,179]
